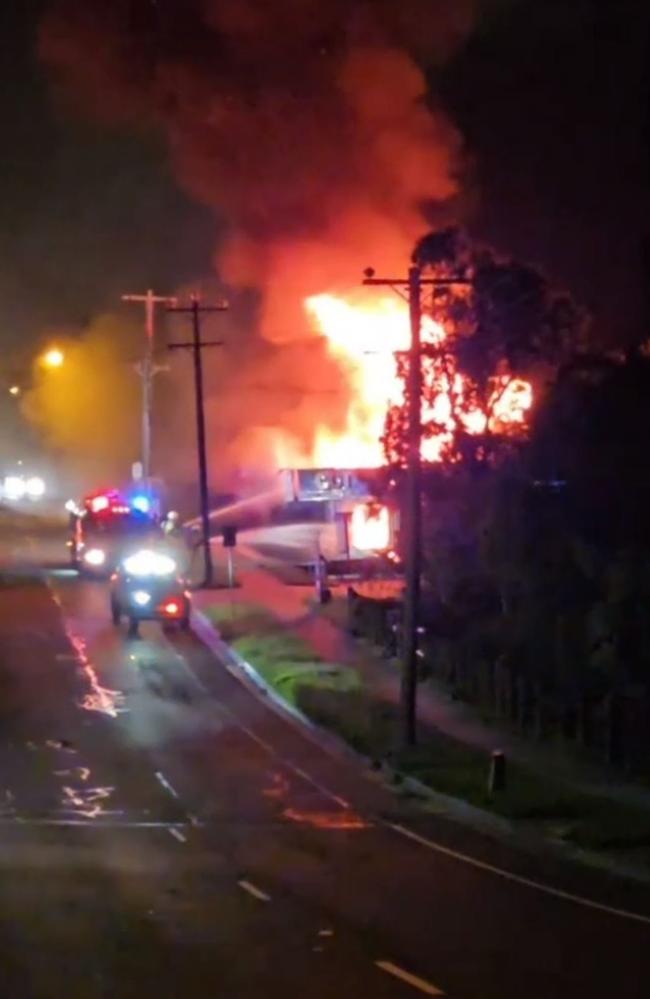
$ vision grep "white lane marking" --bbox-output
[388,822,650,927]
[48,583,650,929]
[1,818,198,829]
[181,628,650,927]
[289,763,350,809]
[155,771,180,800]
[158,629,352,811]
[238,879,271,903]
[169,827,187,844]
[376,961,444,996]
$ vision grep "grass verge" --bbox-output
[203,602,361,708]
[203,601,650,861]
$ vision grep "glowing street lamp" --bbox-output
[42,347,64,368]
[8,385,21,396]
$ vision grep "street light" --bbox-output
[42,348,64,368]
[8,385,21,396]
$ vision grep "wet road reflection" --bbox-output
[60,784,117,820]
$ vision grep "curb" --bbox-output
[191,608,376,766]
[190,608,650,887]
[190,610,547,843]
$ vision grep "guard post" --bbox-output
[222,524,237,589]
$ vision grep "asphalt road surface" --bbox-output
[1,518,649,998]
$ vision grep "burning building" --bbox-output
[38,1,533,522]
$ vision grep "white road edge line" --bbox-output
[160,623,353,811]
[0,819,195,829]
[238,879,271,903]
[169,828,187,844]
[387,822,650,927]
[167,602,650,928]
[155,771,180,800]
[376,960,444,996]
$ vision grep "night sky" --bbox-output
[444,0,649,347]
[1,0,647,359]
[0,1,214,365]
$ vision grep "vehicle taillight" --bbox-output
[162,601,181,616]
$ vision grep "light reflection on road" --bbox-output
[263,771,369,830]
[66,628,126,717]
[60,784,117,819]
[282,806,369,830]
[55,766,91,781]
[49,585,127,717]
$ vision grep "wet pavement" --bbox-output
[0,520,649,997]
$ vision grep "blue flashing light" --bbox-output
[131,494,151,514]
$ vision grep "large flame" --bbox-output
[306,294,532,467]
[350,503,391,552]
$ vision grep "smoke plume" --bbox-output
[40,0,475,480]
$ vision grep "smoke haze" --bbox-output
[22,315,140,486]
[39,0,476,482]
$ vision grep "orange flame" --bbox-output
[306,294,532,466]
[350,503,391,552]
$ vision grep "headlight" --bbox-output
[122,550,176,577]
[83,548,106,566]
[25,476,45,499]
[132,590,151,607]
[4,476,25,500]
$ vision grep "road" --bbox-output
[0,518,649,998]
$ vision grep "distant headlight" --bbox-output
[122,550,176,577]
[4,476,25,500]
[132,590,151,607]
[83,548,106,566]
[25,476,45,499]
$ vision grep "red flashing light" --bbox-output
[85,490,128,515]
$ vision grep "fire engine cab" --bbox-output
[67,490,159,576]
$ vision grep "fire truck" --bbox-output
[67,489,159,576]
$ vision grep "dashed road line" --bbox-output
[387,822,650,927]
[155,771,180,800]
[376,961,444,996]
[50,584,650,930]
[169,827,187,844]
[238,879,271,903]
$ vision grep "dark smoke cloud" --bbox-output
[40,0,476,479]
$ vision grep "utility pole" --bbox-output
[363,265,470,746]
[121,289,177,489]
[167,295,227,588]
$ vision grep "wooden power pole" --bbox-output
[363,266,469,746]
[121,289,177,488]
[167,295,227,588]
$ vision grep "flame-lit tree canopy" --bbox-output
[383,228,586,467]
